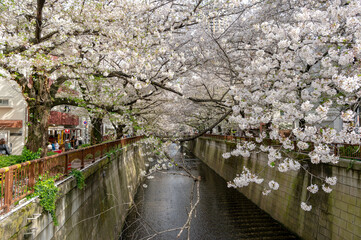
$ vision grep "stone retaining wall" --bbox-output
[0,144,147,240]
[187,138,361,240]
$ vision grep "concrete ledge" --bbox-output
[0,144,149,240]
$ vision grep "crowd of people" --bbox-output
[47,136,83,154]
[0,135,85,157]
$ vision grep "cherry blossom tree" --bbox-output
[0,0,239,153]
[207,0,361,211]
[2,0,360,214]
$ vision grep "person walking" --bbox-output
[74,137,80,149]
[65,140,72,151]
[47,142,53,152]
[0,138,11,155]
[70,136,75,148]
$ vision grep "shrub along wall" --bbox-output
[0,143,148,240]
[187,137,361,240]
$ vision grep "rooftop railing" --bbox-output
[0,136,143,215]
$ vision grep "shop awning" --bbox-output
[0,120,23,128]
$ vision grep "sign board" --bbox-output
[64,129,70,134]
[83,121,87,125]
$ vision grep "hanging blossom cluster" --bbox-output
[302,176,338,211]
[227,141,257,158]
[305,176,338,195]
[137,137,175,180]
[227,167,264,188]
[301,202,312,212]
[277,158,301,172]
[308,145,339,165]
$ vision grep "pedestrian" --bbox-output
[0,138,11,155]
[54,141,60,150]
[70,136,75,148]
[47,142,53,152]
[65,140,72,151]
[74,136,79,149]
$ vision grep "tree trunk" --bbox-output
[23,74,55,157]
[90,115,103,145]
[26,104,51,157]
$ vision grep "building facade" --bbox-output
[0,79,89,155]
[0,78,27,155]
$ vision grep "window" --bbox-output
[0,99,10,106]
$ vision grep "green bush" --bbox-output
[47,151,58,156]
[0,155,24,168]
[79,143,91,149]
[70,169,85,190]
[0,148,60,169]
[21,147,42,161]
[338,145,361,160]
[33,175,59,225]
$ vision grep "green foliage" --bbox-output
[0,149,58,169]
[347,160,355,170]
[339,145,361,161]
[0,155,24,168]
[106,151,113,158]
[106,148,121,158]
[70,169,85,190]
[84,153,94,160]
[21,147,41,161]
[79,143,91,149]
[47,151,58,156]
[33,175,59,225]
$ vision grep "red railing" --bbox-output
[0,136,143,215]
[203,134,361,161]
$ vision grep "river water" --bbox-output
[120,145,298,240]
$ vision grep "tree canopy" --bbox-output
[1,0,361,212]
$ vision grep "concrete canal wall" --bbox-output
[0,144,147,240]
[187,137,361,240]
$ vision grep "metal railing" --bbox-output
[203,134,361,161]
[0,136,143,215]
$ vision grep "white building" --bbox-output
[0,78,27,155]
[0,78,91,155]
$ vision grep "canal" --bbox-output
[120,145,298,240]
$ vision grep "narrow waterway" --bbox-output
[120,146,298,240]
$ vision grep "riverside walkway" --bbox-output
[120,145,298,240]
